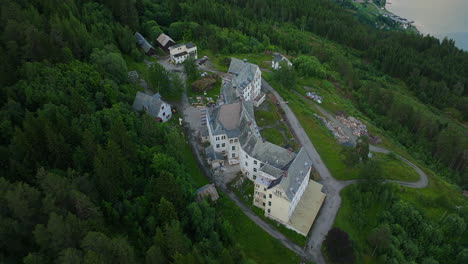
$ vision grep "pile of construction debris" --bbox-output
[314,114,350,143]
[336,115,368,137]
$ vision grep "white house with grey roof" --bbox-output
[206,85,325,235]
[132,92,172,122]
[227,58,265,106]
[272,53,292,70]
[169,43,197,64]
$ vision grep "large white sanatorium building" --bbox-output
[204,58,325,236]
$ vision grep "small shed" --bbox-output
[196,184,219,202]
[156,33,176,53]
[134,32,156,56]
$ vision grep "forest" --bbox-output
[0,0,466,263]
[0,1,254,263]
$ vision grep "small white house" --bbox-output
[169,43,197,64]
[132,92,172,122]
[272,53,292,70]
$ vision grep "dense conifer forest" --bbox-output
[0,0,466,263]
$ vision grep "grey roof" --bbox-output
[132,92,165,118]
[280,148,312,200]
[222,81,238,104]
[170,42,196,51]
[272,53,291,64]
[228,58,259,91]
[205,145,224,161]
[208,103,242,138]
[272,53,284,62]
[249,141,296,169]
[134,32,154,53]
[156,33,174,47]
[260,163,285,179]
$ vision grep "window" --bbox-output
[245,162,248,166]
[268,201,271,206]
[254,160,257,165]
[253,168,257,172]
[263,202,265,206]
[263,195,266,199]
[232,146,235,150]
[264,188,266,191]
[269,194,272,198]
[216,144,220,148]
[253,175,256,180]
[267,209,271,214]
[222,143,225,147]
[235,139,238,142]
[245,154,248,159]
[163,112,166,116]
[232,153,235,158]
[216,137,219,140]
[222,136,226,139]
[230,139,233,143]
[162,105,164,109]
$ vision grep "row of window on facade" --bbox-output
[215,135,226,141]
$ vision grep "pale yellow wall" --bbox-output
[265,187,290,224]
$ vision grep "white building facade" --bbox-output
[227,58,265,106]
[169,43,197,64]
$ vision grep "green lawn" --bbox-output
[216,195,303,264]
[372,153,420,182]
[261,128,285,146]
[124,55,150,81]
[182,144,209,189]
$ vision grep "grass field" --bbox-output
[216,195,305,264]
[373,152,420,182]
[261,128,285,146]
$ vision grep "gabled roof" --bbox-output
[272,53,292,65]
[228,58,259,91]
[280,148,312,200]
[134,32,154,53]
[156,33,175,47]
[132,92,166,118]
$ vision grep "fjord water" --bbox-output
[386,0,468,50]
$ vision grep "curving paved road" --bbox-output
[262,79,429,263]
[182,59,429,263]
